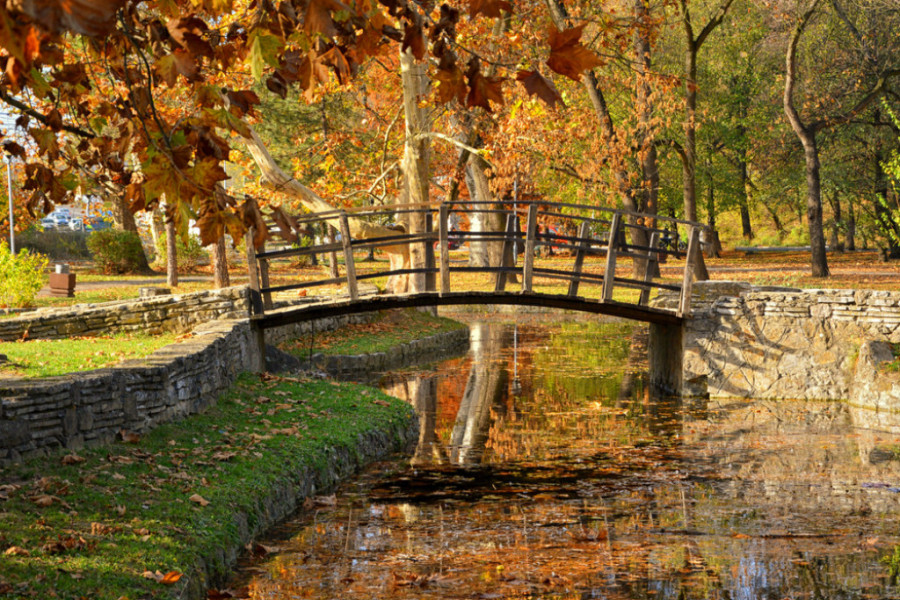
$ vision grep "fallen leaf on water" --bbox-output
[189,494,210,506]
[246,542,280,557]
[732,533,751,539]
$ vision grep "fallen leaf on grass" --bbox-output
[372,399,390,407]
[3,546,30,556]
[119,429,141,444]
[0,484,20,500]
[143,570,183,584]
[29,494,70,509]
[189,494,210,506]
[211,451,237,461]
[61,454,85,465]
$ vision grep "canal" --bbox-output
[231,316,900,599]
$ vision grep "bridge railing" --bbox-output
[245,201,703,318]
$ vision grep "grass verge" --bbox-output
[278,308,467,357]
[0,333,180,378]
[0,373,415,599]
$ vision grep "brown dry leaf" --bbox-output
[373,399,391,407]
[30,494,57,507]
[119,429,141,444]
[4,546,30,557]
[61,454,85,465]
[115,505,126,516]
[313,494,337,507]
[211,451,237,461]
[0,484,20,500]
[189,493,210,507]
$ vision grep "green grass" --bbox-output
[0,374,413,600]
[0,333,180,378]
[279,308,467,357]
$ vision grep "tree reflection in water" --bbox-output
[233,317,900,600]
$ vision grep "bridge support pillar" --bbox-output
[249,322,267,373]
[648,323,683,396]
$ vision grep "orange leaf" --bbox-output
[189,493,210,506]
[546,24,603,81]
[160,571,183,585]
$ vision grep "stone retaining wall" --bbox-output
[664,282,900,405]
[0,286,252,341]
[0,287,372,463]
[303,327,471,381]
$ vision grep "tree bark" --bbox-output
[399,46,431,293]
[211,236,229,288]
[738,156,754,240]
[164,209,178,287]
[465,156,504,268]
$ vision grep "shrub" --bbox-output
[0,242,48,308]
[152,232,209,272]
[87,229,146,274]
[19,228,91,260]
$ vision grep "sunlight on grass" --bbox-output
[0,332,180,378]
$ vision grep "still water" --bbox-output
[236,318,900,599]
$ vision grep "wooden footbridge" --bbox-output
[245,201,704,330]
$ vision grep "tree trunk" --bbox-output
[164,212,178,287]
[827,192,844,252]
[705,168,722,258]
[211,236,229,288]
[846,200,856,250]
[738,157,754,240]
[399,46,430,293]
[783,0,829,277]
[110,193,152,272]
[465,156,504,268]
[149,206,164,261]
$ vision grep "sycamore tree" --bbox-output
[0,0,605,292]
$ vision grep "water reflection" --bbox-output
[234,318,900,600]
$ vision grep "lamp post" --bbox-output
[3,155,12,254]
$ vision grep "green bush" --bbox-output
[152,232,209,272]
[87,229,146,274]
[19,228,91,260]
[0,242,48,308]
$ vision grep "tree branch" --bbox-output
[0,88,95,139]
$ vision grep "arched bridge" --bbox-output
[244,200,705,329]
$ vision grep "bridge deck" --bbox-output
[250,290,684,330]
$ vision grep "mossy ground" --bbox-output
[0,373,414,599]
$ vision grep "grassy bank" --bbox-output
[0,374,415,599]
[0,333,180,378]
[279,308,467,357]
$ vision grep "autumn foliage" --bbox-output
[0,0,599,247]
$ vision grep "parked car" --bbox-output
[51,212,69,227]
[68,218,84,231]
[40,216,56,230]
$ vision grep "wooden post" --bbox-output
[424,211,436,292]
[521,203,538,293]
[257,238,273,310]
[495,212,518,292]
[245,227,263,315]
[339,212,359,301]
[439,204,450,295]
[678,226,700,317]
[327,224,339,279]
[639,231,660,306]
[601,212,621,302]
[567,220,591,297]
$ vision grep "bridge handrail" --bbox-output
[245,200,703,320]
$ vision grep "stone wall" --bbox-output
[663,282,900,404]
[0,286,252,341]
[0,287,373,463]
[303,327,470,382]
